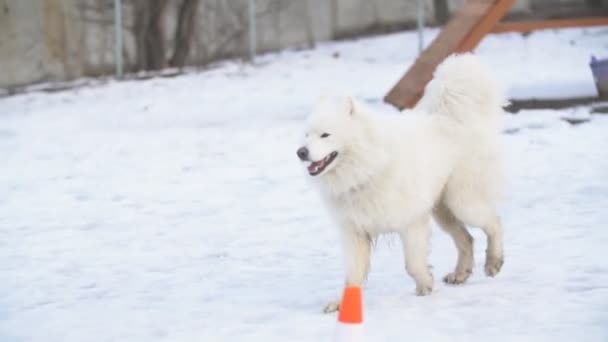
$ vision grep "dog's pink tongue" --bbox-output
[308,160,324,173]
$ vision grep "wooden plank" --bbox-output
[505,96,601,113]
[502,6,608,22]
[493,17,608,33]
[457,0,515,52]
[384,0,497,109]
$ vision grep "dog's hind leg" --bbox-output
[480,216,504,277]
[445,200,505,278]
[433,202,474,285]
[400,216,434,296]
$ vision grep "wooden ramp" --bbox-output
[492,17,608,33]
[384,0,515,110]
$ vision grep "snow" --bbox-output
[477,27,606,99]
[1,27,608,342]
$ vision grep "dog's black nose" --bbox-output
[297,147,309,161]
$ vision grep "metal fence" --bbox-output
[0,0,604,90]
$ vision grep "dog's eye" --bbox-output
[320,133,331,138]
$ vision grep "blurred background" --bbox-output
[1,0,607,92]
[1,1,608,342]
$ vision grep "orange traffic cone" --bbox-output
[334,286,366,342]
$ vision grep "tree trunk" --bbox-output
[170,0,200,68]
[134,0,167,71]
[434,0,449,25]
[134,1,150,71]
[147,0,167,70]
[585,0,602,7]
[303,0,315,49]
[330,0,338,39]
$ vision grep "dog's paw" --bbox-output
[415,283,433,296]
[323,300,341,314]
[443,270,471,285]
[484,256,504,277]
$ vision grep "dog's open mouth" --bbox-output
[308,151,338,176]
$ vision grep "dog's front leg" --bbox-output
[323,229,371,313]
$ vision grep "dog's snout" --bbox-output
[297,147,309,161]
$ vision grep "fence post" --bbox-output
[248,0,257,62]
[114,0,124,78]
[417,0,425,54]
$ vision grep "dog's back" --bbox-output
[419,54,506,228]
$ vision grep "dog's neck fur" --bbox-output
[316,109,390,198]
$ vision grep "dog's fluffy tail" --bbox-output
[417,53,507,127]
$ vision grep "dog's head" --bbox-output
[297,95,359,177]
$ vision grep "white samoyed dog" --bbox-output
[297,54,507,313]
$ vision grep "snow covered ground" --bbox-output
[1,27,608,342]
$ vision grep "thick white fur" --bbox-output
[298,54,507,313]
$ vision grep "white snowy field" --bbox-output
[1,27,608,342]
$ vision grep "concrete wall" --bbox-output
[0,0,594,89]
[0,0,102,87]
[0,0,75,87]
